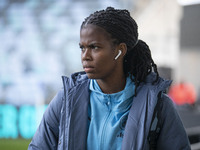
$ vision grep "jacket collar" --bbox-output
[121,73,172,150]
[63,73,90,150]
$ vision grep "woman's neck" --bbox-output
[96,74,126,94]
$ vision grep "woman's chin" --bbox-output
[85,73,98,79]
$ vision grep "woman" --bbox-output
[29,7,191,150]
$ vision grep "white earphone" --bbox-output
[114,50,122,60]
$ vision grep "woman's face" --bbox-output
[80,24,121,81]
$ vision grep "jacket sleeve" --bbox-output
[28,89,64,150]
[157,94,191,150]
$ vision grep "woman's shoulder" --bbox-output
[156,93,191,149]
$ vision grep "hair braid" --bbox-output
[124,40,159,95]
[81,7,159,96]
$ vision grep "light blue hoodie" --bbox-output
[87,77,135,150]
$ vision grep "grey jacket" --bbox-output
[28,72,191,150]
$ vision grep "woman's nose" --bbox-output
[82,48,92,61]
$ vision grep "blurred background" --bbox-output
[0,0,200,149]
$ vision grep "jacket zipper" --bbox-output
[61,77,66,149]
[100,99,112,150]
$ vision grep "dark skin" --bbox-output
[80,24,127,94]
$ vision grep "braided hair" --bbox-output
[81,7,159,95]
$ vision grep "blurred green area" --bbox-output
[0,139,31,150]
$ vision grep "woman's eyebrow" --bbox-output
[79,42,101,46]
[89,42,101,45]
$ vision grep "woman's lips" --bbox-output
[84,66,94,73]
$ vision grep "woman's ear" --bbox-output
[119,43,127,57]
[114,43,127,60]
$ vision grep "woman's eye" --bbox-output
[94,46,98,50]
[80,46,85,51]
[91,45,99,50]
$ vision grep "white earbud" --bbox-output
[114,50,122,60]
